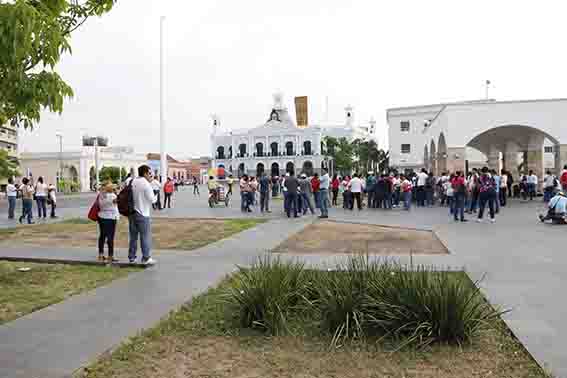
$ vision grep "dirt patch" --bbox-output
[273,221,448,255]
[0,218,263,251]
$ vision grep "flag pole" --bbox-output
[160,16,168,182]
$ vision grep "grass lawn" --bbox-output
[0,218,264,251]
[79,276,548,378]
[0,261,137,325]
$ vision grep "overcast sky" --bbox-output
[19,0,567,158]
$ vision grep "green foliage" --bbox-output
[0,149,19,179]
[57,178,80,192]
[322,136,388,175]
[221,256,307,335]
[99,166,122,184]
[0,0,115,129]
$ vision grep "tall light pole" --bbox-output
[160,16,168,182]
[55,132,63,192]
[94,137,99,189]
[485,80,491,100]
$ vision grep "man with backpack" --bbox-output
[120,165,157,265]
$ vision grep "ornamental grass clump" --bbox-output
[364,266,506,348]
[222,256,306,335]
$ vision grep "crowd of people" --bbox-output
[5,176,57,224]
[230,164,567,224]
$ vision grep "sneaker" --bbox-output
[143,257,157,266]
[490,218,496,223]
[476,219,483,223]
[461,219,468,222]
[539,214,545,223]
[129,258,136,264]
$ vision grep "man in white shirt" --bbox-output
[499,170,508,207]
[543,170,557,203]
[347,173,365,210]
[319,168,331,218]
[128,165,157,265]
[416,168,428,207]
[151,177,162,210]
[527,170,538,201]
[6,178,17,219]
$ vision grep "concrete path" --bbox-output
[0,189,565,377]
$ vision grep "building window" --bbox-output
[285,141,294,156]
[400,121,410,132]
[401,144,411,154]
[544,146,553,153]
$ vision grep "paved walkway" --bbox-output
[0,191,565,377]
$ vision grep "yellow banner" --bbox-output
[295,96,308,128]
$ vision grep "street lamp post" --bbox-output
[55,132,63,192]
[94,137,99,189]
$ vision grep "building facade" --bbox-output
[146,153,192,181]
[19,146,147,192]
[388,98,561,181]
[212,93,376,177]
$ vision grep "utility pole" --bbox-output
[56,133,63,192]
[94,137,99,189]
[160,16,168,182]
[485,80,491,100]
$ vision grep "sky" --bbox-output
[18,0,567,158]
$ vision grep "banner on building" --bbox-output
[294,96,308,128]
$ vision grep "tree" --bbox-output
[0,150,18,179]
[99,166,121,184]
[0,0,115,129]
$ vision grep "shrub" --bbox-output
[222,256,306,335]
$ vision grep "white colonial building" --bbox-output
[212,93,376,177]
[388,98,563,181]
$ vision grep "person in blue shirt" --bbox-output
[539,191,567,224]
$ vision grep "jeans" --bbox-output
[351,192,362,210]
[98,218,117,257]
[384,192,392,209]
[319,189,329,216]
[528,183,536,200]
[300,192,314,214]
[128,213,152,261]
[332,188,339,206]
[425,188,434,206]
[313,191,321,209]
[240,192,246,211]
[499,188,507,206]
[21,198,33,223]
[285,192,298,217]
[469,190,479,212]
[393,189,400,206]
[50,201,56,218]
[453,193,465,221]
[544,187,554,203]
[8,197,16,219]
[164,192,172,208]
[416,186,425,206]
[153,191,161,210]
[36,196,47,218]
[478,191,496,220]
[193,185,200,195]
[367,191,374,208]
[403,191,411,210]
[260,191,270,212]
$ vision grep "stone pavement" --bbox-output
[0,190,565,377]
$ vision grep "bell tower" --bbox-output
[345,105,354,128]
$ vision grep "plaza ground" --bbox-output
[0,187,564,377]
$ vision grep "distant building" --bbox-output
[211,92,376,177]
[189,157,212,183]
[146,153,191,181]
[19,146,146,192]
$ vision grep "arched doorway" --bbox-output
[255,142,264,157]
[256,162,265,177]
[303,140,312,155]
[271,162,280,176]
[216,146,225,159]
[285,141,294,156]
[238,163,246,177]
[429,140,437,175]
[286,161,295,175]
[437,133,447,174]
[238,143,247,157]
[302,161,314,176]
[270,142,279,157]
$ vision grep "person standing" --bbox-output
[527,170,538,201]
[499,170,508,206]
[227,174,234,196]
[6,178,17,219]
[341,176,350,209]
[193,176,200,196]
[311,173,321,209]
[492,170,501,214]
[560,165,567,193]
[400,175,412,211]
[48,183,57,218]
[451,171,467,222]
[163,177,174,208]
[284,171,300,218]
[299,173,315,215]
[467,169,480,213]
[425,172,435,206]
[365,172,376,208]
[416,169,428,207]
[331,174,340,206]
[19,177,34,224]
[98,182,119,262]
[151,177,162,210]
[347,173,364,211]
[477,167,497,223]
[259,172,271,213]
[543,170,557,203]
[319,168,330,218]
[128,165,157,265]
[34,176,48,220]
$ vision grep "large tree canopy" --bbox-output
[322,136,389,175]
[0,0,115,129]
[0,150,19,179]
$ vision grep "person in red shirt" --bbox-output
[311,173,321,209]
[331,174,340,206]
[163,177,175,208]
[451,171,467,222]
[560,165,567,192]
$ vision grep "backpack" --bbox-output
[117,179,135,216]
